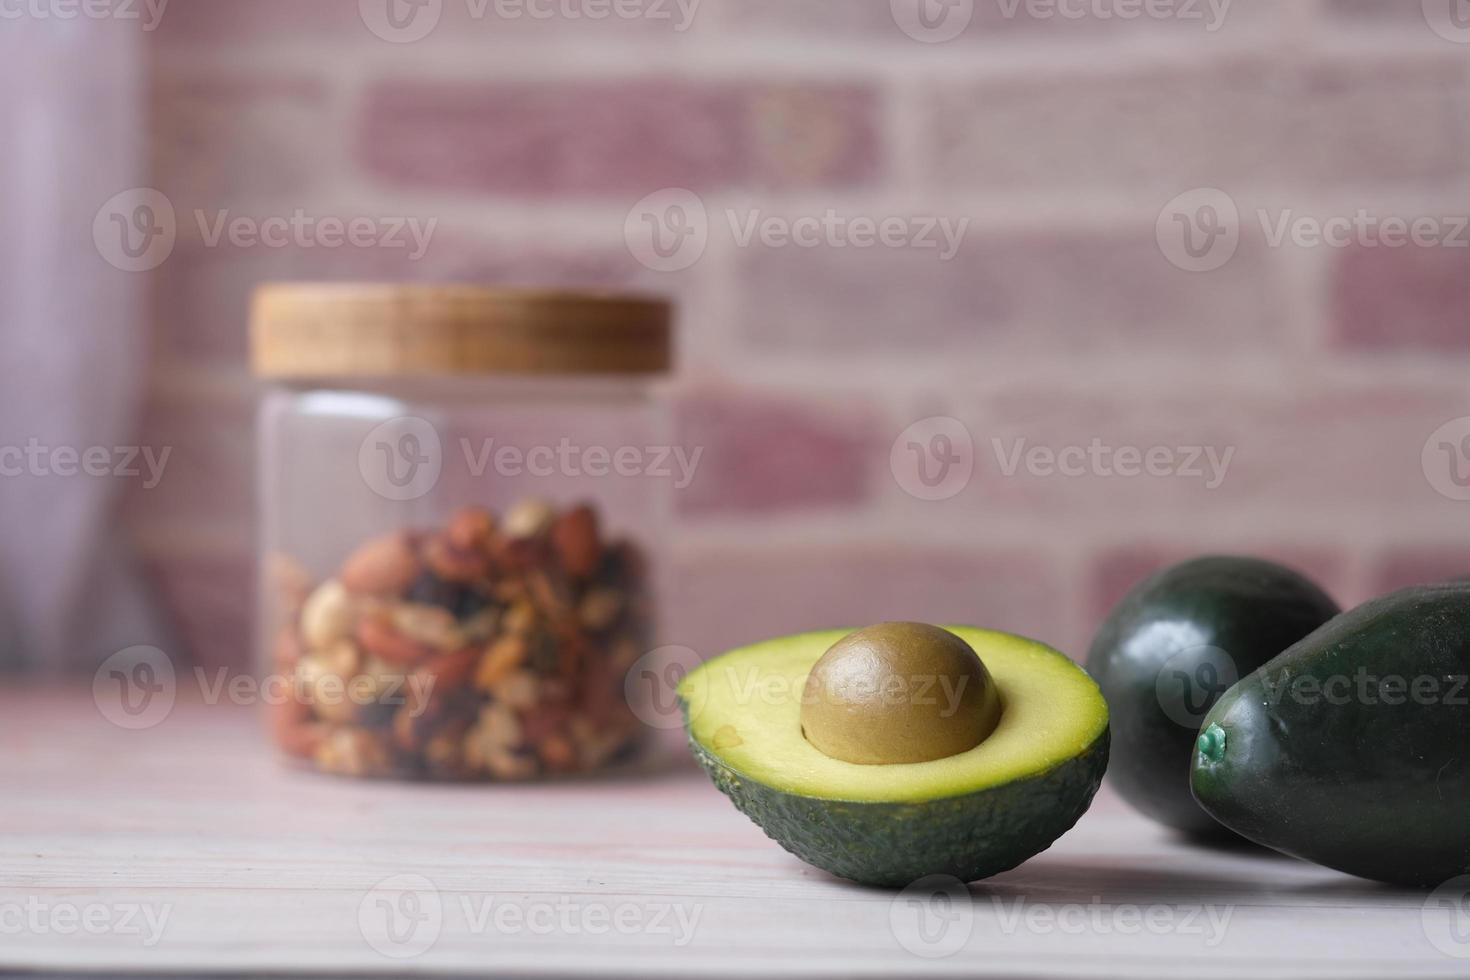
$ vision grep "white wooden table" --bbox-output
[4,686,1468,978]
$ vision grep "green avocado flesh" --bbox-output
[1087,556,1339,839]
[1191,583,1470,887]
[678,627,1110,887]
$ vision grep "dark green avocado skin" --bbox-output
[1192,583,1470,887]
[685,729,1109,888]
[1087,556,1340,838]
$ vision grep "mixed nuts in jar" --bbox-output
[251,284,673,781]
[270,499,652,780]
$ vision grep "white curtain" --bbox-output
[0,18,168,673]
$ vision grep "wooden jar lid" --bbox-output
[251,283,672,378]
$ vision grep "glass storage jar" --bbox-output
[251,284,673,780]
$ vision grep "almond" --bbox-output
[300,579,355,649]
[340,533,421,596]
[356,614,434,667]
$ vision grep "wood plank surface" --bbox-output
[2,687,1467,978]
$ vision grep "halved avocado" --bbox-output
[678,626,1109,887]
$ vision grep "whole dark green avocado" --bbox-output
[1192,582,1470,886]
[1087,556,1339,838]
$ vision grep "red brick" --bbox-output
[1088,546,1350,627]
[1371,550,1470,595]
[667,545,1068,662]
[142,548,256,672]
[152,74,332,205]
[154,234,653,364]
[1331,244,1470,353]
[358,79,882,195]
[737,225,1281,355]
[674,389,880,516]
[930,58,1467,189]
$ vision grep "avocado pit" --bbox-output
[800,622,1002,765]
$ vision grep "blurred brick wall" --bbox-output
[128,0,1470,670]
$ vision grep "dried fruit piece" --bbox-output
[578,589,625,632]
[424,533,492,583]
[551,504,601,578]
[446,506,496,553]
[474,635,527,691]
[341,533,421,596]
[493,670,540,710]
[539,735,577,772]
